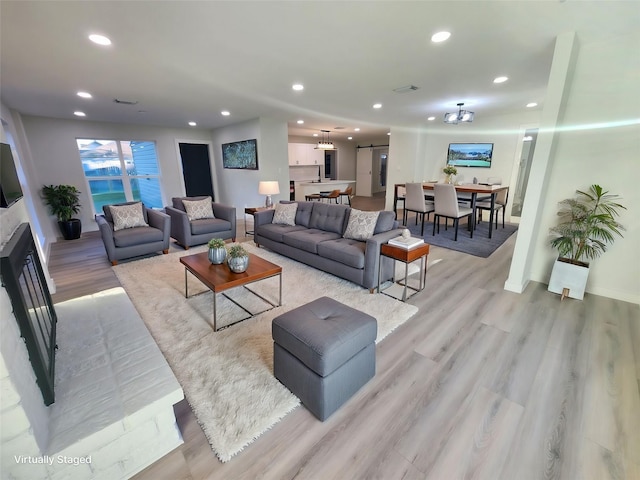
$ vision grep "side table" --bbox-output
[377,242,430,302]
[244,206,269,236]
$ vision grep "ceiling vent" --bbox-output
[393,85,419,93]
[113,98,139,105]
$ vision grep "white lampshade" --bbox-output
[258,181,280,195]
[258,181,279,208]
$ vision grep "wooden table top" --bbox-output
[180,251,281,293]
[394,182,508,194]
[381,242,430,262]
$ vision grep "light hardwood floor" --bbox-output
[48,204,640,480]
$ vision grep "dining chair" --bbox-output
[338,186,353,205]
[395,186,406,220]
[306,189,341,203]
[404,182,435,236]
[476,187,509,228]
[433,183,474,241]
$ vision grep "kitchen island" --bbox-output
[295,180,355,202]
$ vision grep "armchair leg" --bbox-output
[162,249,169,254]
[232,237,236,242]
[111,260,118,266]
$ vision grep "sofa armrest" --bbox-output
[254,209,275,227]
[147,209,171,247]
[362,228,405,289]
[165,206,191,243]
[212,203,237,238]
[95,214,117,261]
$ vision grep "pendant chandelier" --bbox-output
[444,103,475,124]
[314,130,336,150]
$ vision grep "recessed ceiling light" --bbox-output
[292,84,304,91]
[493,76,509,84]
[88,34,111,46]
[427,116,436,121]
[74,111,86,117]
[387,132,391,136]
[188,121,197,126]
[297,120,304,124]
[354,128,360,132]
[526,102,538,108]
[221,110,230,116]
[77,91,92,99]
[373,103,382,109]
[347,136,353,140]
[431,31,451,43]
[313,133,319,137]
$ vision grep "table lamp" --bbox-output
[258,181,279,208]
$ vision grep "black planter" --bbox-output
[58,219,82,240]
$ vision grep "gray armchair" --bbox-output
[165,196,236,249]
[96,202,171,265]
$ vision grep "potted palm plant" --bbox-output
[41,184,82,240]
[207,238,227,265]
[227,243,250,273]
[548,184,626,300]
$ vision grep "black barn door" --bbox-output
[178,143,214,199]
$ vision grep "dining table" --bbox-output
[393,182,509,239]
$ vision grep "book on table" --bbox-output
[388,235,424,250]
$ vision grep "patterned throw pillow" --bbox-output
[343,209,381,240]
[272,202,298,226]
[110,202,148,231]
[182,197,214,221]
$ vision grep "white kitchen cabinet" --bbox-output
[288,143,323,165]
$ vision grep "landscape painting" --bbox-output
[222,139,258,170]
[446,143,493,168]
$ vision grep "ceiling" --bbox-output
[1,1,638,145]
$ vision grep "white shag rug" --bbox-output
[113,243,419,462]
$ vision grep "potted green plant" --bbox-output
[227,243,250,273]
[207,238,227,265]
[443,165,457,184]
[548,184,626,300]
[41,184,82,240]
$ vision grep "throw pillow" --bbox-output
[343,209,381,241]
[182,197,214,221]
[110,202,148,231]
[272,202,298,226]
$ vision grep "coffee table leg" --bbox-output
[184,267,188,298]
[279,273,282,306]
[213,291,218,332]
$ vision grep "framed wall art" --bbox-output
[222,139,258,170]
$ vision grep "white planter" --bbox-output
[548,257,590,300]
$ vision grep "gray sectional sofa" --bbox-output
[254,201,403,291]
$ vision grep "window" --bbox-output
[76,139,163,213]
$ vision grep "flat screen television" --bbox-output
[446,143,493,168]
[1,142,24,207]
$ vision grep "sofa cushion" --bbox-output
[109,202,148,231]
[373,210,396,234]
[272,202,298,226]
[171,196,211,212]
[182,196,215,221]
[257,223,307,243]
[343,209,380,240]
[308,203,350,235]
[103,201,148,224]
[113,225,164,248]
[282,229,342,254]
[316,238,366,269]
[190,217,231,235]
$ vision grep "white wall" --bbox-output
[212,117,289,213]
[527,30,640,303]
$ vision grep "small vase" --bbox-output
[445,174,452,184]
[227,255,249,273]
[208,247,226,265]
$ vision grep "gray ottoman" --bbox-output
[272,296,377,421]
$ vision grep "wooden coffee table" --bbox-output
[180,251,282,331]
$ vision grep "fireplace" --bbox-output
[1,223,56,405]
